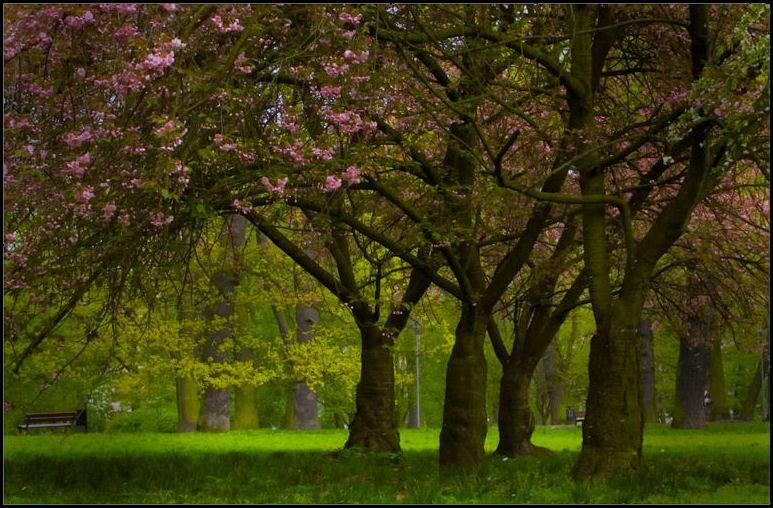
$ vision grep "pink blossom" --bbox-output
[76,185,95,203]
[261,176,288,193]
[312,147,334,160]
[342,165,361,184]
[161,4,177,11]
[115,24,139,38]
[324,176,342,192]
[101,203,117,221]
[138,50,175,71]
[219,143,237,151]
[339,11,363,24]
[319,86,342,98]
[233,199,253,215]
[65,10,95,29]
[64,127,92,148]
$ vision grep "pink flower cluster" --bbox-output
[261,176,288,193]
[64,152,91,177]
[327,111,376,134]
[65,10,95,29]
[63,127,93,149]
[339,11,363,24]
[343,49,369,63]
[342,165,361,184]
[138,50,175,71]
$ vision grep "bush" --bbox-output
[107,402,177,433]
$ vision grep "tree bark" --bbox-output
[495,355,554,457]
[233,349,259,430]
[708,334,731,421]
[639,318,659,424]
[176,375,199,432]
[292,301,321,429]
[198,215,247,432]
[543,332,569,424]
[344,324,400,452]
[672,308,712,429]
[439,305,489,468]
[573,307,644,478]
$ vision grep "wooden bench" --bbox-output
[566,408,586,425]
[17,410,87,433]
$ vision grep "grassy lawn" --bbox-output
[3,422,769,504]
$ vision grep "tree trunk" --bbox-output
[573,308,643,479]
[543,337,569,424]
[740,345,768,421]
[345,325,400,452]
[639,318,658,424]
[439,305,489,468]
[292,302,321,429]
[708,334,731,421]
[233,349,259,430]
[198,325,232,432]
[233,286,259,430]
[495,356,554,457]
[198,215,246,433]
[672,310,712,429]
[176,375,199,432]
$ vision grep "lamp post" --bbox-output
[412,317,422,429]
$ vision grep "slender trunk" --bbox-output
[292,302,321,429]
[495,356,554,457]
[708,334,731,421]
[639,318,658,424]
[672,310,712,429]
[543,337,569,424]
[439,305,489,468]
[345,325,400,452]
[740,345,768,420]
[176,375,199,432]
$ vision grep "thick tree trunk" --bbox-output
[198,215,246,433]
[292,302,321,429]
[573,308,643,479]
[439,306,489,468]
[708,334,731,421]
[672,311,712,429]
[233,349,259,430]
[495,356,554,457]
[198,326,232,432]
[176,375,199,432]
[639,318,659,424]
[345,325,400,452]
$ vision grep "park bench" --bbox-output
[566,408,586,425]
[17,410,87,433]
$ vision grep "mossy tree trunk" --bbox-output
[672,311,711,429]
[199,215,247,433]
[176,375,199,432]
[639,318,659,424]
[708,334,731,421]
[439,304,490,468]
[573,5,718,479]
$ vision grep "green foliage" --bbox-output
[106,400,178,434]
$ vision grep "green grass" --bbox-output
[4,423,769,504]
